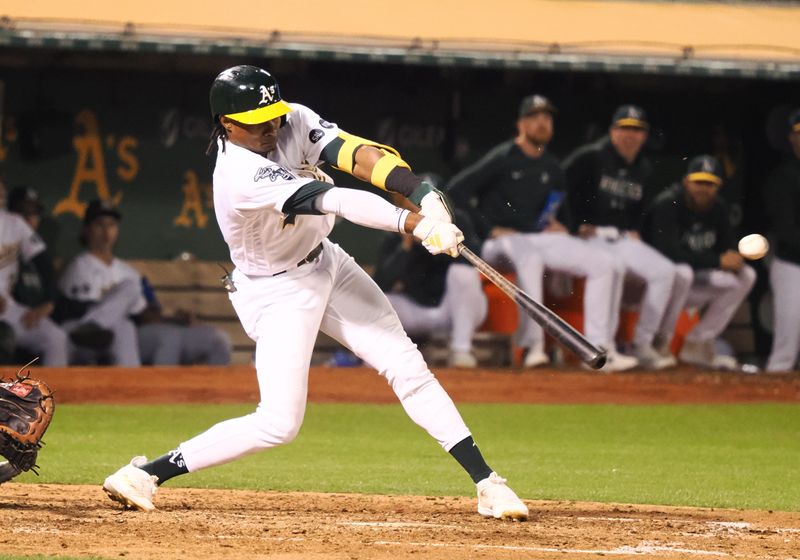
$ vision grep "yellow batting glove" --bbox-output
[412,216,464,258]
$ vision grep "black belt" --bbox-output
[272,243,323,277]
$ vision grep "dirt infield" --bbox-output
[2,484,799,559]
[31,364,800,405]
[2,365,799,559]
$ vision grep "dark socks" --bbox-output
[449,436,493,484]
[140,449,189,485]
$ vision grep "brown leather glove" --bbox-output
[0,374,55,474]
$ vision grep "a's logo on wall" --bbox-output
[53,109,139,218]
[308,129,324,143]
[259,85,277,105]
[174,170,212,229]
[254,165,295,182]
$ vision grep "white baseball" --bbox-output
[738,234,769,260]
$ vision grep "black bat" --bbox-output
[458,244,607,369]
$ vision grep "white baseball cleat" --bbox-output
[449,350,478,368]
[522,348,549,369]
[600,349,639,372]
[476,472,529,521]
[633,343,677,370]
[103,456,158,511]
[679,339,741,371]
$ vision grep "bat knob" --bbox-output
[588,350,607,370]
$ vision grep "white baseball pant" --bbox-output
[481,232,620,352]
[64,278,143,366]
[385,263,487,354]
[587,237,683,348]
[767,257,800,371]
[0,299,68,366]
[684,266,756,343]
[138,323,232,365]
[178,239,471,472]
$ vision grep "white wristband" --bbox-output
[397,209,410,233]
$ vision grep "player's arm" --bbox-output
[319,133,452,222]
[309,186,463,257]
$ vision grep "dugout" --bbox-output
[0,0,797,359]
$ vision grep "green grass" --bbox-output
[15,403,800,511]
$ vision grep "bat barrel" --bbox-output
[458,243,607,370]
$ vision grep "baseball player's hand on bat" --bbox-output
[412,217,464,258]
[410,181,453,223]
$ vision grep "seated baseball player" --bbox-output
[448,94,637,372]
[0,181,68,366]
[644,155,755,370]
[55,200,147,366]
[563,105,684,370]
[374,207,487,368]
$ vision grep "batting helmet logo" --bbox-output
[259,85,277,105]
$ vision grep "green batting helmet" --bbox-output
[209,65,292,125]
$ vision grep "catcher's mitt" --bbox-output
[0,372,55,475]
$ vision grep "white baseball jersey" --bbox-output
[0,209,46,297]
[213,103,341,276]
[59,251,147,314]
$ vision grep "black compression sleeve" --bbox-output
[384,167,422,197]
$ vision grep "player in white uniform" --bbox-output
[103,65,528,520]
[0,180,68,366]
[57,200,147,366]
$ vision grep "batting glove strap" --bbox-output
[409,182,454,222]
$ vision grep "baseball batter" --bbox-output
[764,109,800,372]
[645,155,755,370]
[0,180,68,366]
[103,65,528,520]
[564,105,683,369]
[447,95,636,371]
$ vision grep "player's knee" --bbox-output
[674,264,694,290]
[252,409,304,445]
[645,258,677,284]
[741,265,757,290]
[588,251,622,279]
[387,366,436,401]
